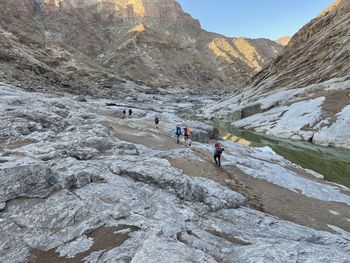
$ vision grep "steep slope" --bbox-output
[0,0,126,95]
[0,0,283,91]
[252,0,350,91]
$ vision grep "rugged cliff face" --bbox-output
[0,0,283,92]
[24,0,201,29]
[252,0,350,91]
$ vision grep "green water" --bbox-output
[216,122,350,188]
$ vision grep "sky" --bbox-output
[176,0,335,40]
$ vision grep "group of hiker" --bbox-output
[174,124,192,146]
[122,109,133,117]
[174,123,224,165]
[122,110,224,167]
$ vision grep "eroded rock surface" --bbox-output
[1,84,350,262]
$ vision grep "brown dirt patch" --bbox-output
[0,139,35,150]
[322,89,350,121]
[29,225,140,263]
[109,121,179,151]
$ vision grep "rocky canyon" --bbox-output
[0,0,284,92]
[1,0,350,262]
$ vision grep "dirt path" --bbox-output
[108,118,350,234]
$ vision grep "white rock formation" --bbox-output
[0,84,349,262]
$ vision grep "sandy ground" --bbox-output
[109,118,350,234]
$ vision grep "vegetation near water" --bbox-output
[216,121,350,188]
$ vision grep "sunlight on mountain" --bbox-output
[129,23,146,33]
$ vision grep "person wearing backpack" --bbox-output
[175,124,182,144]
[213,141,224,167]
[154,116,159,129]
[183,126,191,146]
[128,109,133,116]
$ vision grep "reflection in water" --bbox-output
[217,122,350,188]
[222,133,251,146]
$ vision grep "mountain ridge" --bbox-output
[251,0,350,91]
[0,0,284,92]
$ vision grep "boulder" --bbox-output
[191,129,210,143]
[189,122,219,140]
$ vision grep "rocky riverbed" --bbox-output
[1,83,350,262]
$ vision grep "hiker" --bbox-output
[174,124,182,144]
[213,141,224,167]
[154,116,159,129]
[183,126,191,146]
[128,109,133,116]
[122,109,126,115]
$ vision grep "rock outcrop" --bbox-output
[1,83,350,262]
[252,0,350,91]
[31,0,201,28]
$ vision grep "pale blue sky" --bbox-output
[176,0,335,40]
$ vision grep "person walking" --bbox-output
[174,124,182,144]
[128,109,133,116]
[213,141,224,167]
[122,109,126,115]
[183,126,191,146]
[154,116,159,129]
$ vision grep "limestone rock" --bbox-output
[0,158,56,203]
[313,105,350,148]
[116,157,246,211]
[1,85,350,263]
[189,122,219,140]
[191,129,210,143]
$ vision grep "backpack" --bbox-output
[175,126,181,135]
[216,148,223,155]
[155,117,159,123]
[183,127,188,136]
[186,127,191,136]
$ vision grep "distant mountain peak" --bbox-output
[275,36,291,46]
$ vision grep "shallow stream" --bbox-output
[214,122,350,188]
